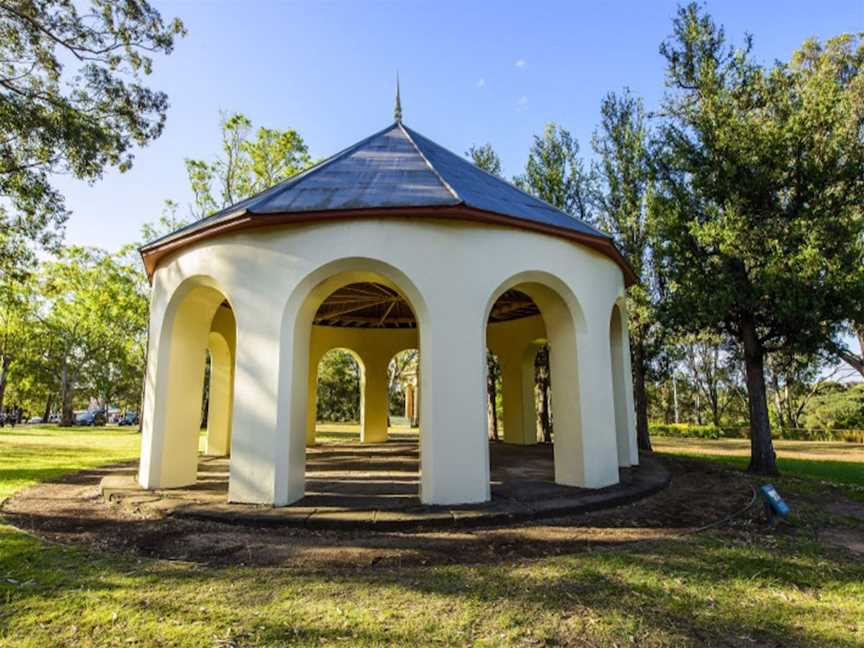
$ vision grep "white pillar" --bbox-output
[610,304,638,466]
[359,353,389,443]
[570,320,620,488]
[227,308,289,505]
[420,312,490,505]
[499,345,538,445]
[204,331,234,456]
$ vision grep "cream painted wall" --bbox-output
[139,218,636,506]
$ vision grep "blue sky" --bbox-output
[56,0,862,252]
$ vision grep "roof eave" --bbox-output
[139,205,639,288]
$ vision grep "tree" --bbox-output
[0,0,185,256]
[514,123,596,221]
[592,88,665,451]
[316,350,361,423]
[0,240,37,414]
[832,322,864,379]
[654,5,864,474]
[40,247,147,424]
[466,143,502,177]
[182,112,311,218]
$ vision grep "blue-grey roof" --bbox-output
[143,122,610,250]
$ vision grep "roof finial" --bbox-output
[394,72,402,123]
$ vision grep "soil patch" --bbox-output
[1,453,756,569]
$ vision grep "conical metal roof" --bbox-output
[141,122,634,284]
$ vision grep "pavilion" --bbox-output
[137,94,638,506]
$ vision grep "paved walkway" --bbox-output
[101,440,669,531]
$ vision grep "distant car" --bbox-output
[28,416,43,424]
[74,410,106,426]
[118,412,139,426]
[48,414,60,423]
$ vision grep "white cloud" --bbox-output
[516,95,528,112]
[476,78,486,88]
[515,59,527,70]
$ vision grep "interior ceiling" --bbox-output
[311,283,540,329]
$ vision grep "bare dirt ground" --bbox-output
[1,455,768,569]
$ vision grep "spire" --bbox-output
[394,72,402,123]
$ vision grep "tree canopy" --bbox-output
[653,4,864,472]
[0,0,185,258]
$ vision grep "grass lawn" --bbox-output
[1,426,863,647]
[653,437,864,489]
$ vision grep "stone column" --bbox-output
[567,319,620,488]
[419,313,489,505]
[205,307,236,457]
[360,353,389,443]
[228,307,292,505]
[404,383,415,421]
[204,332,233,456]
[499,345,539,445]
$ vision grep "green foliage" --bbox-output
[466,143,502,176]
[182,112,312,218]
[514,123,595,221]
[316,350,361,423]
[655,8,864,354]
[24,247,148,421]
[0,0,185,255]
[803,383,864,431]
[651,422,864,443]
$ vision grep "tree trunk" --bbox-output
[0,354,9,415]
[536,345,553,443]
[741,320,778,475]
[60,362,74,427]
[42,394,53,423]
[487,354,498,440]
[631,342,652,451]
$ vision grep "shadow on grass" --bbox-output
[1,523,861,647]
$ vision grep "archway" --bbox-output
[484,275,591,488]
[278,261,424,504]
[139,279,236,489]
[387,348,419,431]
[312,347,364,441]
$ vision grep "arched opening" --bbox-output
[387,348,419,433]
[139,281,237,490]
[314,348,364,441]
[486,350,502,441]
[280,265,424,505]
[484,276,592,488]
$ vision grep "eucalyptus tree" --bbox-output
[653,5,864,473]
[183,113,312,219]
[0,0,185,259]
[514,124,596,222]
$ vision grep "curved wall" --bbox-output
[140,218,633,505]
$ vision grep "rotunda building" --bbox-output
[137,112,638,507]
